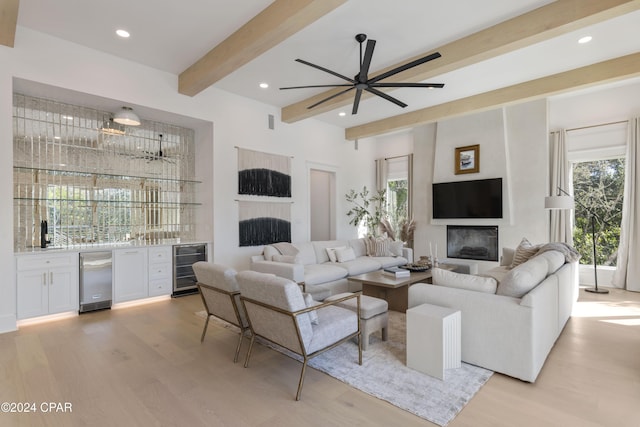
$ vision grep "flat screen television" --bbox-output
[432,178,503,219]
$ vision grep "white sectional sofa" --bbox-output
[250,238,413,300]
[408,244,579,382]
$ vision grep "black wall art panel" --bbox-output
[238,201,291,247]
[238,148,291,197]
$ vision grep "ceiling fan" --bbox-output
[280,34,444,114]
[139,134,174,163]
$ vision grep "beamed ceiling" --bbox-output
[6,0,640,139]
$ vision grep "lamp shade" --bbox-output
[544,195,574,210]
[113,106,141,126]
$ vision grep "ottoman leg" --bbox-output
[381,326,388,342]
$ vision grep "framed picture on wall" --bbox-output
[455,144,479,174]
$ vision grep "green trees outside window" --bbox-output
[572,158,625,266]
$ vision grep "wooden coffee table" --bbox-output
[347,268,437,312]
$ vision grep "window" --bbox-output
[572,159,625,266]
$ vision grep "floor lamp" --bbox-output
[545,187,609,294]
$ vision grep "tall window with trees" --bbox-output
[572,159,625,266]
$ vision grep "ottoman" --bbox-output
[325,292,388,350]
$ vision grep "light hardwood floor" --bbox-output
[1,287,639,427]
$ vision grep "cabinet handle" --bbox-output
[43,272,47,286]
[50,272,53,285]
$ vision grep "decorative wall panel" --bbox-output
[237,148,291,197]
[238,201,291,247]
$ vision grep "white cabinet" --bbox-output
[113,248,148,303]
[16,253,79,319]
[148,246,172,297]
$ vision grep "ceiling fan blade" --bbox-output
[295,59,356,83]
[352,88,363,114]
[280,84,354,90]
[359,39,376,82]
[370,82,445,88]
[368,52,442,84]
[307,86,355,109]
[365,87,408,108]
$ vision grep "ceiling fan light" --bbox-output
[113,106,141,126]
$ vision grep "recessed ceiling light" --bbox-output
[578,36,592,44]
[116,29,130,38]
[338,112,346,117]
[259,82,269,89]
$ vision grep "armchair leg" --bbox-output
[200,315,211,342]
[244,335,256,368]
[358,332,362,365]
[296,359,308,401]
[233,329,248,363]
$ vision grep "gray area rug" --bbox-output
[196,310,493,426]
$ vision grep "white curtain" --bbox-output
[375,158,387,192]
[549,130,573,244]
[612,117,640,291]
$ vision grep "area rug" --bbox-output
[195,310,493,426]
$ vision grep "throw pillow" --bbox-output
[272,254,300,264]
[497,254,548,298]
[510,238,540,269]
[432,268,498,294]
[500,247,515,267]
[389,240,404,257]
[325,246,347,263]
[335,246,356,262]
[371,238,392,257]
[303,293,319,325]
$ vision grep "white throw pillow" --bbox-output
[389,240,404,257]
[498,254,548,298]
[500,247,515,267]
[303,293,319,325]
[335,246,356,262]
[272,254,300,264]
[432,268,497,294]
[325,246,347,263]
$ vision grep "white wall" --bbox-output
[405,100,549,273]
[0,28,375,333]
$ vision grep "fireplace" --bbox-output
[446,225,498,262]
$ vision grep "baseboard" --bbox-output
[0,313,18,334]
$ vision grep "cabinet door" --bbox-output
[48,266,79,314]
[113,249,148,303]
[17,269,49,319]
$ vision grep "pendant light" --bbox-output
[113,106,141,126]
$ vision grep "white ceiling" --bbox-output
[15,0,640,130]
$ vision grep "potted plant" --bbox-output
[345,186,387,237]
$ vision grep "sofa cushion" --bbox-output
[263,245,280,261]
[332,257,382,276]
[510,238,540,268]
[498,254,548,298]
[375,256,408,268]
[312,240,349,264]
[537,250,565,275]
[348,238,367,257]
[295,242,318,265]
[303,264,349,286]
[432,268,498,294]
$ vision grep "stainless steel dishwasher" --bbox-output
[79,251,113,313]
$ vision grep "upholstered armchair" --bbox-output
[193,262,250,363]
[236,270,362,400]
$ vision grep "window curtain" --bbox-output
[612,117,640,292]
[549,130,573,244]
[375,158,387,192]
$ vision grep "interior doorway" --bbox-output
[309,168,336,241]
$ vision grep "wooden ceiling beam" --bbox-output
[282,0,640,123]
[0,0,19,47]
[345,52,640,140]
[179,0,346,97]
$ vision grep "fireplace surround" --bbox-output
[446,225,498,262]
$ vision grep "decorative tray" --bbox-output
[402,264,431,272]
